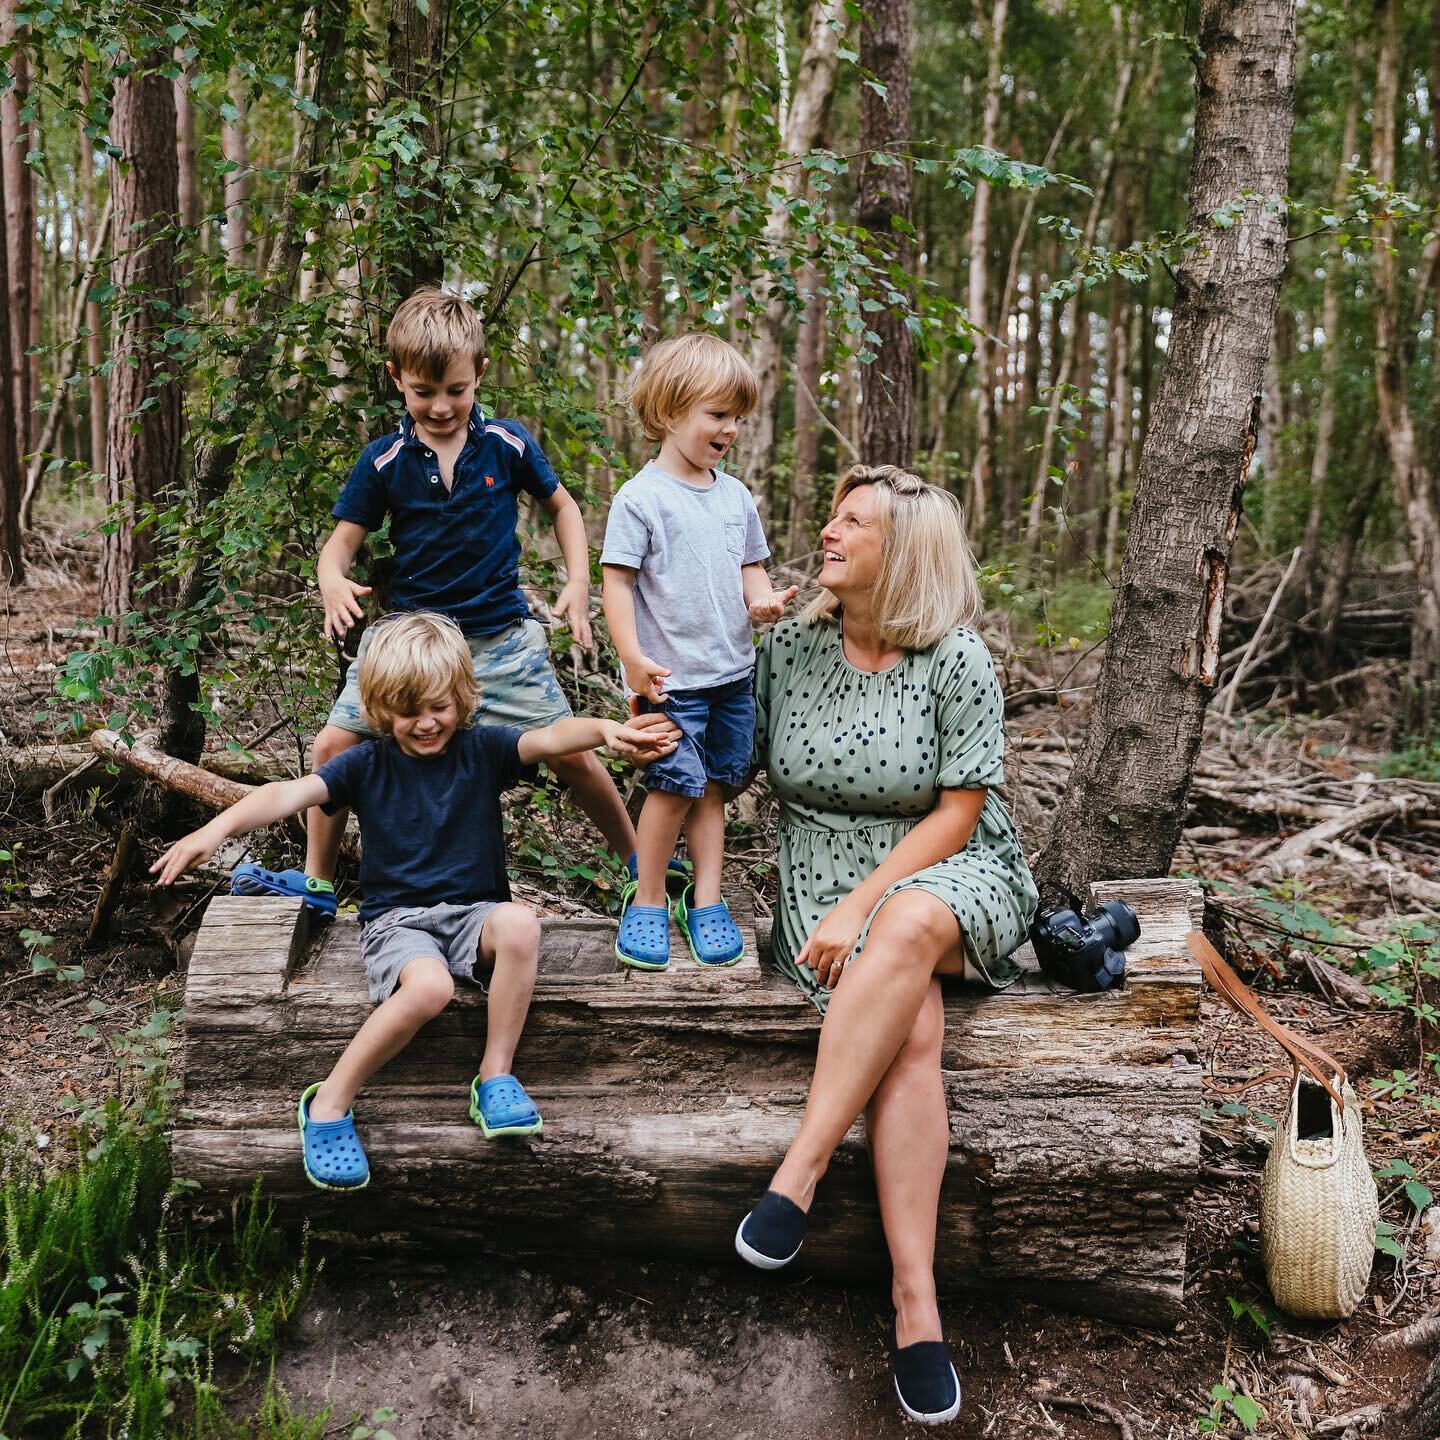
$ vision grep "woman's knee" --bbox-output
[866,893,957,975]
[312,724,359,768]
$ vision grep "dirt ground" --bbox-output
[3,522,1438,1439]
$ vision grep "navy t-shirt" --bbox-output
[316,725,535,923]
[332,407,560,635]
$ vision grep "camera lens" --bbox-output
[1098,900,1141,948]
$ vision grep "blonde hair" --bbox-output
[627,333,759,443]
[386,288,487,381]
[803,465,984,651]
[358,612,478,735]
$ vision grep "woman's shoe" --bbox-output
[615,882,671,970]
[296,1082,369,1190]
[734,1189,808,1269]
[889,1319,962,1425]
[675,884,745,967]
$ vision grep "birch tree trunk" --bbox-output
[221,70,248,317]
[965,0,1008,530]
[387,0,445,300]
[856,0,914,468]
[1035,0,1297,898]
[740,0,842,499]
[100,58,181,628]
[1299,90,1358,603]
[1370,0,1440,725]
[787,235,825,559]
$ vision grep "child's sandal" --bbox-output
[233,864,337,917]
[615,883,671,971]
[296,1082,369,1190]
[469,1074,543,1138]
[675,883,745,967]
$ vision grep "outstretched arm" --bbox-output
[540,485,594,650]
[149,775,332,885]
[317,521,372,641]
[518,713,679,767]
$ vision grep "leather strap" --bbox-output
[1187,931,1348,1113]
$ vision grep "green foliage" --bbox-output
[1198,1384,1263,1435]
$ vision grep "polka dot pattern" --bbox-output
[754,619,1040,1014]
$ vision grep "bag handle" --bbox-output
[1186,931,1348,1114]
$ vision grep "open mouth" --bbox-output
[823,551,844,563]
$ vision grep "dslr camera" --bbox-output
[1028,889,1141,992]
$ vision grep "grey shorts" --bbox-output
[327,617,573,736]
[360,900,500,1004]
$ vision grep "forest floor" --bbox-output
[2,521,1438,1439]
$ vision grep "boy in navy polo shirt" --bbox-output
[232,289,640,912]
[151,613,678,1190]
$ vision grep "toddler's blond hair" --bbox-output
[627,333,758,443]
[387,288,487,381]
[358,612,477,736]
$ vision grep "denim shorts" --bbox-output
[327,616,572,735]
[639,675,755,798]
[360,900,499,1004]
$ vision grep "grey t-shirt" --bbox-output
[601,462,770,691]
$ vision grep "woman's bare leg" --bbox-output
[866,980,948,1346]
[768,890,963,1209]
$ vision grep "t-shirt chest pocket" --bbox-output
[724,518,746,558]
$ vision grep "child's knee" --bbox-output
[396,958,454,1016]
[487,902,540,958]
[313,724,360,768]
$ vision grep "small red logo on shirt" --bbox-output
[484,474,495,487]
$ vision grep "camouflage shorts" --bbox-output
[325,616,573,736]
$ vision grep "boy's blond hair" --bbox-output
[358,612,478,735]
[627,333,758,443]
[386,288,487,381]
[803,465,984,651]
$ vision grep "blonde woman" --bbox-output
[734,467,1037,1426]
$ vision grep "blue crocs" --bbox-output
[625,853,692,896]
[296,1083,369,1191]
[470,1074,543,1138]
[232,864,337,917]
[675,884,744,967]
[615,883,671,971]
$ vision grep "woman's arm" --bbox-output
[150,775,332,885]
[797,787,986,984]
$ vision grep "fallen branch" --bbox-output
[89,730,251,811]
[1217,545,1302,723]
[1028,1389,1134,1440]
[1374,1306,1440,1352]
[1254,795,1429,877]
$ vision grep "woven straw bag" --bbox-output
[1188,934,1379,1319]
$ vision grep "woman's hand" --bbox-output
[797,897,870,989]
[599,712,680,762]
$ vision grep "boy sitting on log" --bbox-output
[150,612,676,1191]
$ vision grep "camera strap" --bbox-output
[1186,931,1348,1114]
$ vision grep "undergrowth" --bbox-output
[0,1081,323,1438]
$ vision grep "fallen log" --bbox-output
[174,877,1204,1327]
[1,736,293,797]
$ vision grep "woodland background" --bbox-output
[5,1,1440,1438]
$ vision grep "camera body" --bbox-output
[1029,897,1141,992]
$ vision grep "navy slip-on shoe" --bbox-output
[734,1189,808,1270]
[890,1320,962,1426]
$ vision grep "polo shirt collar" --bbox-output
[397,406,486,449]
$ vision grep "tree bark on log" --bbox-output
[173,878,1204,1327]
[1035,0,1297,900]
[856,0,915,469]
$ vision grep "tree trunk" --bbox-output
[1370,0,1440,726]
[856,0,914,468]
[965,0,1008,529]
[386,0,445,300]
[1,2,33,458]
[1300,90,1359,603]
[740,0,842,499]
[0,17,22,583]
[221,70,248,316]
[1378,1348,1440,1440]
[100,58,181,629]
[786,234,826,560]
[175,878,1203,1328]
[81,62,105,480]
[1034,0,1297,898]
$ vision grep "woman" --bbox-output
[734,465,1037,1426]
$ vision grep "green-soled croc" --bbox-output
[616,881,671,971]
[469,1074,543,1138]
[296,1082,369,1190]
[675,883,744,967]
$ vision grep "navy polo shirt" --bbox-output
[332,407,560,635]
[316,725,536,924]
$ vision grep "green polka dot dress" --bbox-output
[755,618,1038,1013]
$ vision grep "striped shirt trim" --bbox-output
[485,424,526,457]
[373,436,405,471]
